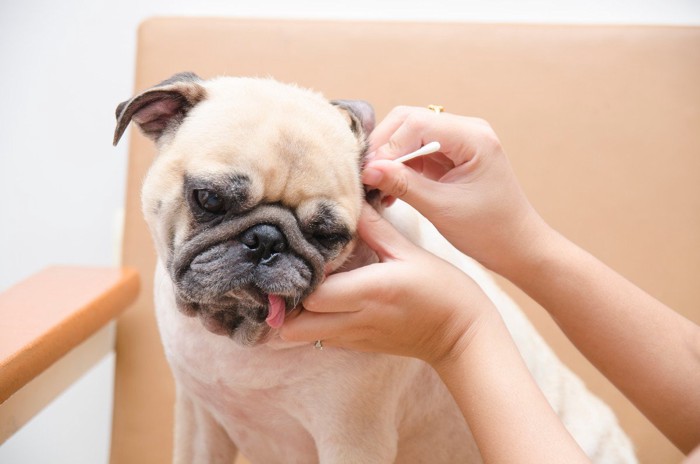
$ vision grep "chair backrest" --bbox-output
[114,18,700,464]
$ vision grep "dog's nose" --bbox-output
[239,224,288,264]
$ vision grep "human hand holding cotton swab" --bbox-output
[363,141,442,206]
[394,141,442,164]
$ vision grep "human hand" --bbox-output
[280,204,496,366]
[362,106,550,275]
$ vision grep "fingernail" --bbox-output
[362,167,384,186]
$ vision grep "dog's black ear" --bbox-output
[330,99,375,139]
[113,72,207,146]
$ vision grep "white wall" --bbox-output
[1,1,699,463]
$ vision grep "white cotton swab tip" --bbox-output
[394,141,441,164]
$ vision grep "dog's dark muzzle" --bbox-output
[170,205,325,305]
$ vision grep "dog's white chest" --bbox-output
[155,264,328,457]
[154,263,446,462]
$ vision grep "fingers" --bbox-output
[364,106,471,211]
[354,203,413,260]
[280,309,354,344]
[369,106,476,163]
[280,268,388,344]
[364,106,504,220]
[303,269,381,314]
[362,159,442,217]
[368,106,438,159]
[369,106,422,159]
[369,107,429,160]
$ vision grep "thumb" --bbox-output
[362,159,439,214]
[356,203,414,261]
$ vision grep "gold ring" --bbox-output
[427,105,445,114]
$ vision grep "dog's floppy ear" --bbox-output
[331,100,384,208]
[330,100,375,139]
[113,72,207,146]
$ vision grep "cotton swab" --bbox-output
[394,141,441,164]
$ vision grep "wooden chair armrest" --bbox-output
[0,266,140,404]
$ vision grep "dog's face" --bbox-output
[114,73,375,345]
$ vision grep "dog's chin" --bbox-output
[172,241,377,346]
[175,289,301,346]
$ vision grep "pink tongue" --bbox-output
[266,295,286,329]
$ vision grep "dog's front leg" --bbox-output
[173,386,238,464]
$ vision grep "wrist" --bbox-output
[487,211,562,284]
[429,300,503,378]
[431,308,592,464]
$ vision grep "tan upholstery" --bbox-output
[113,18,700,464]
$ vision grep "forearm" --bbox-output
[434,311,590,464]
[502,226,700,452]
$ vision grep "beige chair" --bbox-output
[0,267,138,447]
[4,17,699,464]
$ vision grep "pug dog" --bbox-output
[114,73,637,463]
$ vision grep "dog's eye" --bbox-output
[194,189,225,214]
